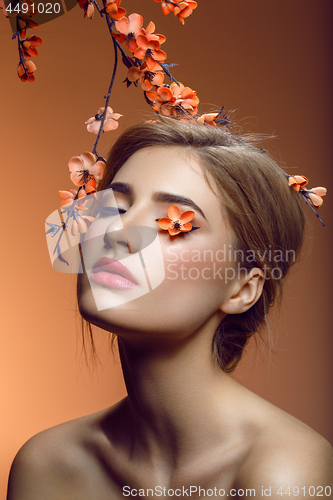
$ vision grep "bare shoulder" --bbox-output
[6,409,109,500]
[236,393,333,499]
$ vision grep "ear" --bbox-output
[220,268,265,315]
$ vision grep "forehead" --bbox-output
[112,146,217,204]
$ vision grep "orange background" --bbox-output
[0,0,332,495]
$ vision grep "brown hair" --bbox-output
[84,118,305,372]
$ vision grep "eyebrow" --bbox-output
[107,182,206,219]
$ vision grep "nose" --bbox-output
[102,210,157,257]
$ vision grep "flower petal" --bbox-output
[288,175,308,191]
[157,86,173,101]
[68,156,84,173]
[136,34,149,50]
[309,186,327,197]
[115,16,129,34]
[167,205,181,220]
[134,47,146,59]
[168,227,181,236]
[180,210,195,223]
[86,121,102,134]
[307,192,324,207]
[145,21,155,34]
[180,223,192,232]
[77,217,88,233]
[128,12,143,32]
[103,118,120,131]
[71,219,79,235]
[90,160,105,180]
[81,151,97,169]
[157,217,171,230]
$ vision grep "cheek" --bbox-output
[163,240,234,286]
[158,240,235,320]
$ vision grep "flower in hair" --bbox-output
[157,205,195,236]
[197,113,219,127]
[146,82,199,117]
[85,107,123,133]
[68,152,106,188]
[287,174,327,226]
[288,175,308,192]
[306,187,327,208]
[197,107,231,127]
[288,175,327,206]
[173,1,197,24]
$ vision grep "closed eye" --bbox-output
[96,207,127,218]
[155,219,200,232]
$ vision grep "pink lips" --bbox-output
[90,257,138,289]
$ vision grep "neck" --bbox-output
[116,315,242,468]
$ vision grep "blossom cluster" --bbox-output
[1,0,42,81]
[2,0,327,259]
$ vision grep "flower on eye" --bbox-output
[306,187,327,208]
[68,152,106,188]
[157,205,195,236]
[288,175,308,192]
[173,1,197,24]
[85,107,122,134]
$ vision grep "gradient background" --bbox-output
[0,0,332,495]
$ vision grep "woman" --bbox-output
[7,119,333,498]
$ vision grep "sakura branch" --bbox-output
[0,0,42,81]
[44,0,204,265]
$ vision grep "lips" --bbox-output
[90,257,138,289]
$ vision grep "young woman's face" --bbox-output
[78,146,237,339]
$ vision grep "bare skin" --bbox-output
[7,147,333,499]
[7,362,333,500]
